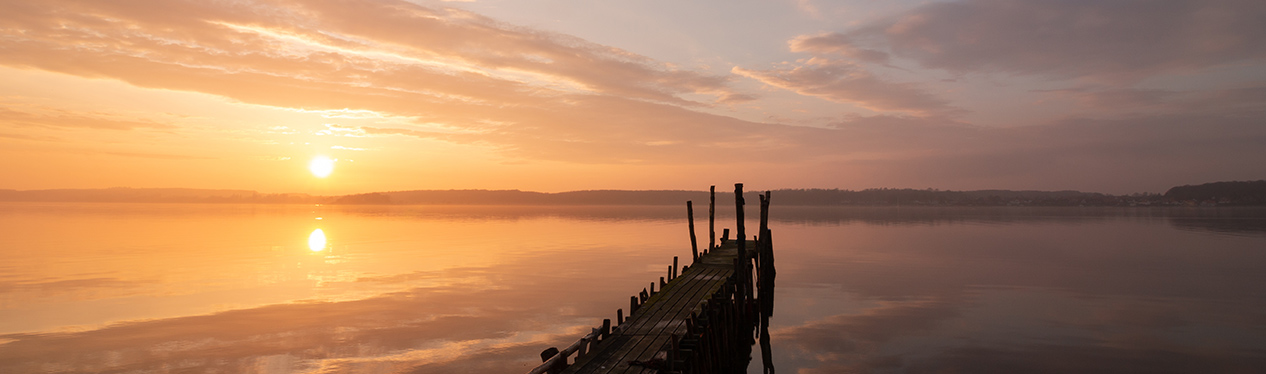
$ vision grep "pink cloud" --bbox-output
[827,0,1266,81]
[733,59,960,116]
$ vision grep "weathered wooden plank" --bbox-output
[561,244,743,374]
[595,268,724,374]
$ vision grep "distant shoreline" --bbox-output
[2,180,1263,207]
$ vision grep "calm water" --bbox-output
[1,203,1265,373]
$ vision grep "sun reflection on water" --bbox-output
[308,228,327,252]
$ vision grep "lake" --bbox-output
[2,203,1265,373]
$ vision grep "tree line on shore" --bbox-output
[2,180,1263,206]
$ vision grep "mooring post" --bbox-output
[721,228,729,244]
[617,308,624,325]
[687,201,699,262]
[761,191,771,240]
[735,183,746,287]
[756,193,767,274]
[673,256,679,279]
[761,230,776,319]
[631,296,639,314]
[601,319,611,340]
[709,185,716,252]
[670,333,681,371]
[540,347,565,374]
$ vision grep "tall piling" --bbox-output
[687,201,699,262]
[709,186,716,252]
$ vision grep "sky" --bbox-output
[1,0,1264,194]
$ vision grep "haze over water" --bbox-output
[3,203,1264,373]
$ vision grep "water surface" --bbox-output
[1,203,1264,373]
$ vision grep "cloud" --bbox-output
[733,59,960,116]
[1035,83,1266,114]
[0,0,739,105]
[0,0,1262,192]
[0,106,175,131]
[831,0,1266,81]
[0,0,778,164]
[789,33,890,65]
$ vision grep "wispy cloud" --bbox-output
[819,0,1266,82]
[0,0,1262,192]
[0,0,769,164]
[0,106,175,131]
[733,59,960,116]
[789,33,890,65]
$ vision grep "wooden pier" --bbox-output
[529,184,776,374]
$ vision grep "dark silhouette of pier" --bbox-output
[528,184,777,374]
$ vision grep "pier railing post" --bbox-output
[734,183,746,296]
[526,183,776,374]
[688,201,699,262]
[709,185,716,252]
[672,256,679,279]
[760,191,770,243]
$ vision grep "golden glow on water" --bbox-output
[309,156,335,178]
[308,228,327,251]
[5,204,1266,373]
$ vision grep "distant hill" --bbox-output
[769,188,1115,206]
[334,189,710,205]
[2,180,1262,206]
[0,188,315,204]
[1164,180,1266,205]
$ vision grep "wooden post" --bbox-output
[660,276,666,289]
[687,201,699,262]
[670,333,680,371]
[709,185,716,252]
[617,308,624,325]
[540,347,558,362]
[672,256,679,279]
[721,228,730,244]
[631,296,639,314]
[540,347,565,374]
[760,191,770,241]
[601,319,611,340]
[761,230,776,318]
[735,183,746,280]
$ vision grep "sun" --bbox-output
[308,228,327,251]
[309,156,335,178]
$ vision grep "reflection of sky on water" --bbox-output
[764,209,1266,373]
[1,203,1264,373]
[0,203,698,373]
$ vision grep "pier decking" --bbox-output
[563,241,748,373]
[529,184,776,374]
